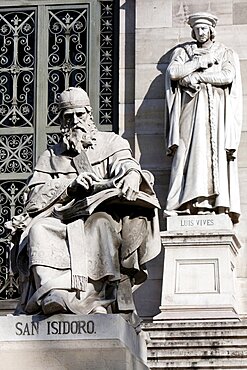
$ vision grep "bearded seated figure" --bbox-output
[6,87,161,331]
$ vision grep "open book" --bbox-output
[53,188,160,221]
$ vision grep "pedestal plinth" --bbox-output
[0,314,148,370]
[155,214,241,321]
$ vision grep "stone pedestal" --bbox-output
[155,215,241,321]
[0,314,148,370]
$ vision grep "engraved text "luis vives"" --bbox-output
[180,219,214,227]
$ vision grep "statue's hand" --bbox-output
[116,171,141,201]
[197,53,217,69]
[180,72,200,88]
[71,172,101,191]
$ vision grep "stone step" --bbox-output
[143,321,247,369]
[148,358,247,369]
[144,321,247,330]
[148,328,247,340]
[148,338,247,348]
[148,347,247,359]
[145,321,247,341]
[148,339,247,351]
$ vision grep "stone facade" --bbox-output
[118,0,247,319]
[0,0,245,325]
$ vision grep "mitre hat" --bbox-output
[188,12,218,28]
[59,87,91,110]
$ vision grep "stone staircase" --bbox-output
[143,320,247,369]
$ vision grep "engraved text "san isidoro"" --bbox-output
[15,320,95,336]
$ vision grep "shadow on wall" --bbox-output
[133,50,176,318]
[133,248,164,319]
[135,48,176,166]
[134,49,177,220]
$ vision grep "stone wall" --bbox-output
[119,0,247,318]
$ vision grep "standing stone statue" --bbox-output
[6,87,160,330]
[164,12,242,223]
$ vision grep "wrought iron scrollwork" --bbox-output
[0,10,35,128]
[0,181,26,299]
[47,7,88,127]
[47,133,61,147]
[0,134,33,173]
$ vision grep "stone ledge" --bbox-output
[0,314,148,370]
[0,299,18,315]
[143,319,247,330]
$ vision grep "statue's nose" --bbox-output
[73,113,80,123]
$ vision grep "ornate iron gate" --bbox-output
[0,0,117,300]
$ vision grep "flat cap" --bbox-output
[188,12,218,28]
[59,87,91,110]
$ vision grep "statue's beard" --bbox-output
[62,123,96,153]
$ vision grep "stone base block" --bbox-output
[0,314,148,370]
[155,215,241,321]
[154,306,239,321]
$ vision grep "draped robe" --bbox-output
[165,41,242,223]
[14,131,161,316]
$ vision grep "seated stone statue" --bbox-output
[6,87,160,330]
